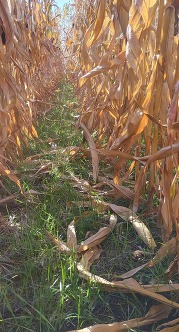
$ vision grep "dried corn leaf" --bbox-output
[121,237,176,278]
[68,304,171,332]
[88,0,106,47]
[80,122,99,182]
[109,203,156,249]
[80,245,102,270]
[0,162,22,191]
[157,318,179,331]
[161,6,175,96]
[77,264,179,308]
[46,231,70,253]
[167,80,179,142]
[78,214,117,252]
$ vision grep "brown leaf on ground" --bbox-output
[157,317,179,331]
[34,162,52,175]
[80,245,102,271]
[46,231,70,253]
[165,256,178,280]
[0,194,17,204]
[151,237,176,266]
[121,237,177,278]
[68,303,171,332]
[78,214,117,252]
[109,203,156,249]
[77,264,179,309]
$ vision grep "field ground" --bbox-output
[0,82,178,332]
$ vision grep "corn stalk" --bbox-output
[67,0,179,245]
[0,0,64,188]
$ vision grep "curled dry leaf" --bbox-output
[78,214,117,252]
[76,199,156,249]
[80,245,102,271]
[109,203,156,250]
[66,211,94,249]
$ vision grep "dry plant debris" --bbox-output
[46,194,179,331]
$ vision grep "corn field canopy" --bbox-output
[67,0,179,241]
[0,0,63,187]
[1,0,179,331]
